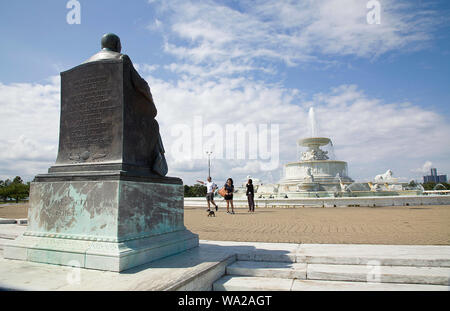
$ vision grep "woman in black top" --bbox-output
[246,179,255,213]
[224,178,235,214]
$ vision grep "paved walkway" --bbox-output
[0,204,27,219]
[184,205,450,245]
[1,241,449,291]
[2,203,449,245]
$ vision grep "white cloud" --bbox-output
[231,161,266,175]
[164,61,275,78]
[0,77,60,181]
[1,73,449,184]
[150,0,438,76]
[411,161,434,174]
[142,72,450,185]
[134,63,159,73]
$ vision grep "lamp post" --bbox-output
[206,151,213,178]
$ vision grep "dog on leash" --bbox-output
[207,210,216,217]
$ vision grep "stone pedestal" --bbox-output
[4,55,199,272]
[4,172,198,272]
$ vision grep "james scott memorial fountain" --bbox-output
[233,107,424,199]
[4,34,199,272]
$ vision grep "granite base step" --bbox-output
[296,244,450,268]
[307,264,450,286]
[219,258,450,290]
[213,275,449,291]
[0,224,29,251]
[226,261,307,279]
[0,238,9,251]
[201,241,450,268]
[214,276,294,291]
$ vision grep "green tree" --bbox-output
[184,184,207,197]
[422,182,450,191]
[184,185,191,197]
[408,180,418,188]
[9,183,29,203]
[0,180,7,202]
[13,176,23,184]
[0,176,30,203]
[422,182,436,191]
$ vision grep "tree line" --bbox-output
[184,184,207,197]
[0,177,448,201]
[1,178,209,200]
[422,182,450,191]
[0,176,30,203]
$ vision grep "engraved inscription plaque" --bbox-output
[56,61,124,166]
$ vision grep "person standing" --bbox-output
[246,179,255,213]
[196,177,218,212]
[224,178,235,214]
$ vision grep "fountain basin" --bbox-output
[298,137,331,147]
[298,182,320,192]
[278,160,353,192]
[282,161,352,182]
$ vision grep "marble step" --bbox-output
[0,233,16,251]
[203,242,450,267]
[0,238,10,250]
[225,260,450,285]
[214,276,294,291]
[296,244,450,268]
[0,224,27,252]
[0,224,27,240]
[291,279,449,291]
[226,261,307,279]
[308,264,450,286]
[213,276,450,291]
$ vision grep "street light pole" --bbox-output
[206,151,213,178]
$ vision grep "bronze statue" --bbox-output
[85,33,167,176]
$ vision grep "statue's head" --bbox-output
[101,33,122,53]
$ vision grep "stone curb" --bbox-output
[0,219,28,225]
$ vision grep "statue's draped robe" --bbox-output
[85,49,167,176]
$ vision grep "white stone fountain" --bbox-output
[279,138,352,192]
[275,107,353,196]
[232,107,424,199]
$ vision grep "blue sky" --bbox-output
[0,0,449,184]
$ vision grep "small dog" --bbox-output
[207,210,216,217]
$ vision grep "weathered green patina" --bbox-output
[5,179,198,272]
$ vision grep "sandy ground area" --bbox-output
[1,203,449,245]
[0,204,28,219]
[185,204,450,245]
